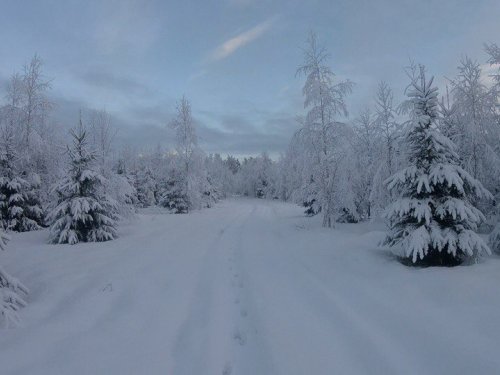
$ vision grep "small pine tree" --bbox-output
[158,168,189,214]
[135,166,157,207]
[0,133,44,232]
[302,175,321,216]
[0,230,28,327]
[19,171,44,230]
[47,120,118,244]
[383,67,492,266]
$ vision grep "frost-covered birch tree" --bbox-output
[295,32,354,227]
[449,57,499,189]
[1,55,60,206]
[370,82,401,216]
[484,42,500,252]
[374,81,400,175]
[162,96,212,212]
[383,67,492,266]
[21,54,52,149]
[352,108,378,219]
[87,109,136,218]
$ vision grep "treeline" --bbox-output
[1,36,500,325]
[277,34,500,264]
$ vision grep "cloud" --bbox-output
[208,18,275,62]
[188,69,207,82]
[91,0,162,55]
[76,67,155,99]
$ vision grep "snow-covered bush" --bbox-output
[47,121,118,244]
[102,159,137,219]
[383,67,492,266]
[0,231,28,327]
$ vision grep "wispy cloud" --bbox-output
[208,18,275,62]
[78,67,153,97]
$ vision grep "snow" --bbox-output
[1,198,500,374]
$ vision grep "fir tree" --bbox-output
[158,167,189,214]
[0,128,44,232]
[135,166,157,207]
[383,67,492,266]
[47,120,118,244]
[0,230,28,327]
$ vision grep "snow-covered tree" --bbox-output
[0,125,44,231]
[484,42,500,100]
[351,108,378,219]
[158,163,189,213]
[484,42,500,253]
[383,67,492,266]
[110,159,137,218]
[88,108,116,166]
[47,119,118,244]
[369,82,402,217]
[449,57,499,190]
[490,223,500,254]
[135,166,157,207]
[205,153,234,200]
[1,55,60,208]
[374,81,400,175]
[0,230,28,327]
[166,96,210,212]
[21,54,52,149]
[295,31,354,227]
[224,155,241,175]
[235,154,278,199]
[252,153,277,199]
[86,109,137,218]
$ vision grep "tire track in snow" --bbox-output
[226,202,276,374]
[171,203,256,375]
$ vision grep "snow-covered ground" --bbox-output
[1,198,500,375]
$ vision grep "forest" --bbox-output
[1,18,499,374]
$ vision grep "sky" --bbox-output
[0,0,499,157]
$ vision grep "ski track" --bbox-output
[1,198,500,374]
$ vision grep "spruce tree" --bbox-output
[383,67,492,266]
[158,167,189,214]
[0,230,28,327]
[135,166,157,207]
[48,120,118,244]
[0,129,44,232]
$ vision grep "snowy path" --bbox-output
[1,198,500,374]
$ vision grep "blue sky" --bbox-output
[0,0,499,156]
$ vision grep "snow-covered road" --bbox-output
[1,198,500,374]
